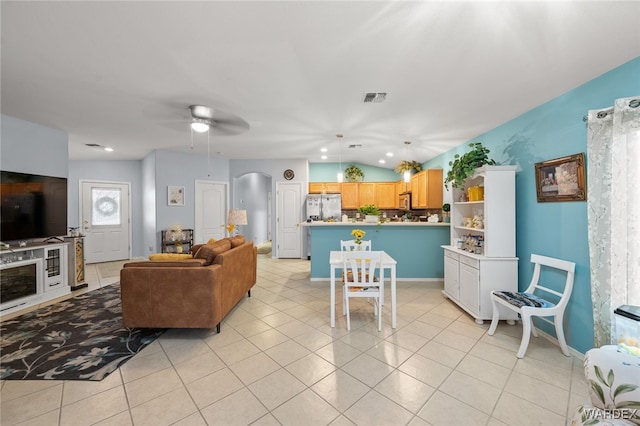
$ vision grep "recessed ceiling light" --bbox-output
[386,152,394,157]
[320,147,328,153]
[104,147,114,152]
[378,159,386,164]
[321,155,328,160]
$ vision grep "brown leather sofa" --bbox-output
[120,237,257,332]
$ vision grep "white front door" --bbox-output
[276,181,302,258]
[80,181,131,264]
[195,180,227,244]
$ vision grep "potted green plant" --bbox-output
[358,204,381,223]
[445,142,496,189]
[394,160,422,176]
[442,203,451,223]
[344,164,364,182]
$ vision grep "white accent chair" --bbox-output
[342,250,383,331]
[340,239,372,251]
[488,253,576,358]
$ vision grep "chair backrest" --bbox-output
[342,250,382,289]
[525,254,576,309]
[340,239,372,251]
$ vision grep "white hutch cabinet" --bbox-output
[442,166,519,324]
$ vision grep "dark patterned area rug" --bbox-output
[0,284,165,381]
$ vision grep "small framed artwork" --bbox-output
[535,153,586,202]
[168,186,185,206]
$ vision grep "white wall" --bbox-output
[1,115,68,177]
[68,160,143,256]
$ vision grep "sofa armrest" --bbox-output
[120,264,222,328]
[213,242,257,314]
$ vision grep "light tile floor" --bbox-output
[0,255,588,426]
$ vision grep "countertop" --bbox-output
[301,221,450,227]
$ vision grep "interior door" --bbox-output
[80,181,131,264]
[276,181,302,258]
[195,180,227,244]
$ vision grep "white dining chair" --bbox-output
[488,253,576,358]
[340,239,372,251]
[342,250,383,331]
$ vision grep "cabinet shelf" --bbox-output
[454,226,485,233]
[454,201,484,205]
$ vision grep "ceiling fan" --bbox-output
[187,105,250,136]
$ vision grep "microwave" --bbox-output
[399,193,411,211]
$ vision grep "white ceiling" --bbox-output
[2,1,639,168]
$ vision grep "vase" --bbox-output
[354,243,363,251]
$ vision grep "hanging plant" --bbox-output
[344,164,364,182]
[445,142,497,189]
[394,160,422,175]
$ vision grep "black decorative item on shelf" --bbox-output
[161,229,194,254]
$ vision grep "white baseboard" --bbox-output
[533,326,585,360]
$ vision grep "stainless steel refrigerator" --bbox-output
[306,194,342,221]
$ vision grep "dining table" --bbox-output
[329,250,398,329]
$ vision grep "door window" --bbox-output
[92,188,121,226]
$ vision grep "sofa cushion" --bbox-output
[209,238,232,255]
[229,235,245,248]
[148,253,193,261]
[194,245,216,265]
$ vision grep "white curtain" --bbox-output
[587,96,640,347]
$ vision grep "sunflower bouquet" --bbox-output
[351,228,366,245]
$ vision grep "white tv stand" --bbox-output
[0,241,69,316]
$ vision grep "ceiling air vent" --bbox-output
[362,92,387,103]
[348,144,363,149]
[85,143,102,147]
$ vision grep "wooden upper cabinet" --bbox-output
[376,182,396,209]
[410,169,443,209]
[424,169,443,208]
[341,183,359,209]
[308,182,341,193]
[410,172,424,209]
[308,183,324,193]
[358,183,376,206]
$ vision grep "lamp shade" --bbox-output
[228,209,248,225]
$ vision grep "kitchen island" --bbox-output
[302,221,449,280]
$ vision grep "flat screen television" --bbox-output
[1,170,68,242]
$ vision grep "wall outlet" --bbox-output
[149,246,153,252]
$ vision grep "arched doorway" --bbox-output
[233,172,272,248]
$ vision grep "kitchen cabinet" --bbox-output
[358,183,376,206]
[376,182,396,209]
[410,169,443,209]
[308,182,340,193]
[341,183,359,209]
[442,165,518,324]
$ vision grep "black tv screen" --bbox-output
[1,170,68,242]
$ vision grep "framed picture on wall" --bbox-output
[168,186,185,206]
[535,153,586,202]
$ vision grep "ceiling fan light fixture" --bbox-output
[191,120,210,133]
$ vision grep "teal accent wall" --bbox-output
[308,224,449,279]
[310,162,400,182]
[424,56,640,354]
